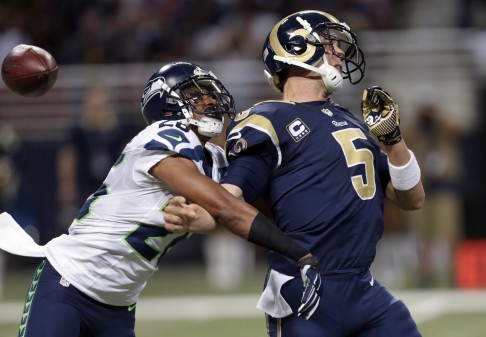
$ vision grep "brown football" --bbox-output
[1,44,58,97]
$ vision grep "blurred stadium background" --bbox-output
[1,0,486,336]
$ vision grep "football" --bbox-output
[1,44,58,97]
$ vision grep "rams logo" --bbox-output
[228,138,248,157]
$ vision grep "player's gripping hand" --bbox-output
[163,196,217,234]
[361,86,402,145]
[297,255,322,320]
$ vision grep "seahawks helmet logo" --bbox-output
[141,77,171,107]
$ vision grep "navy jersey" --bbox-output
[222,100,391,275]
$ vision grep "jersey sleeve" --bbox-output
[131,122,204,185]
[222,153,273,203]
[222,106,280,202]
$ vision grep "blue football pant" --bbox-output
[18,259,136,337]
[266,269,422,337]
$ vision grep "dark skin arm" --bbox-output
[150,154,257,239]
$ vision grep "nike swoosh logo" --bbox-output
[164,134,182,142]
[128,304,136,312]
[369,276,374,286]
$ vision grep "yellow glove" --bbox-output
[361,86,402,145]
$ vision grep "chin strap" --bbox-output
[176,101,222,138]
[273,55,343,94]
[190,116,224,137]
[319,56,344,93]
[294,15,343,94]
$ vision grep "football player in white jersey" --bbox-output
[0,62,319,337]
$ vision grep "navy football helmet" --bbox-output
[141,62,236,137]
[262,10,365,94]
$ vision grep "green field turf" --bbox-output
[2,313,486,337]
[1,263,486,337]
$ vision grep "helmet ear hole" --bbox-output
[285,35,307,55]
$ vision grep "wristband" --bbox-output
[247,212,308,262]
[388,150,421,191]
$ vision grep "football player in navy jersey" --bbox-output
[164,10,425,337]
[0,62,318,337]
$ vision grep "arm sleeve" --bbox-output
[248,212,308,262]
[377,150,391,194]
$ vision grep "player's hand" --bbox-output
[297,255,322,320]
[163,196,217,234]
[361,86,402,145]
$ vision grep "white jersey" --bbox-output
[43,120,228,306]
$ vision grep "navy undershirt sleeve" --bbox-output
[378,151,391,194]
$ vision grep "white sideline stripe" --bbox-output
[397,290,486,324]
[1,290,486,324]
[137,294,261,321]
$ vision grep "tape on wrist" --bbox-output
[388,150,421,191]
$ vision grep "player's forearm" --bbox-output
[155,157,311,262]
[386,182,424,210]
[247,212,309,262]
[382,139,411,166]
[209,198,309,262]
[221,182,310,261]
[384,140,425,210]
